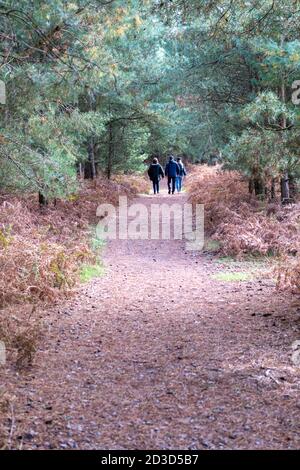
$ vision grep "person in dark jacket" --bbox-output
[165,155,180,194]
[148,158,164,194]
[176,157,187,192]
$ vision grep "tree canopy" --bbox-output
[0,0,299,200]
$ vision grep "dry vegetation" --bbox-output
[0,177,144,307]
[0,173,147,446]
[1,173,299,450]
[0,174,148,369]
[187,165,300,293]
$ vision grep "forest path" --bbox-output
[7,191,300,449]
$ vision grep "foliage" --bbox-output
[80,263,104,283]
[0,1,299,293]
[0,174,145,368]
[1,1,299,192]
[188,165,300,258]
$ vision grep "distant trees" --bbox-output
[0,1,176,198]
[0,0,299,202]
[157,1,300,201]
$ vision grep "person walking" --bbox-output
[147,157,164,194]
[165,155,180,194]
[176,157,187,192]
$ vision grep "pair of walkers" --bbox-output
[147,156,187,195]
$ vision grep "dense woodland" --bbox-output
[0,0,299,200]
[0,0,300,452]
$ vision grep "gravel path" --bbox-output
[4,192,300,449]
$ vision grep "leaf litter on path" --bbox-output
[1,193,300,449]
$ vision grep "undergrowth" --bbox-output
[212,271,254,282]
[0,175,145,368]
[188,165,300,293]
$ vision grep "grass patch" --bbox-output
[216,254,276,265]
[91,234,106,251]
[216,256,236,264]
[78,227,106,283]
[89,224,106,251]
[79,263,105,283]
[212,271,254,282]
[204,238,221,252]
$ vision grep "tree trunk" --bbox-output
[281,171,290,203]
[289,175,297,201]
[84,161,92,179]
[254,177,265,197]
[279,38,291,205]
[39,191,48,206]
[107,122,113,180]
[270,178,276,200]
[77,162,84,179]
[248,178,254,194]
[84,140,96,179]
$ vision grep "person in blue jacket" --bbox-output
[165,156,180,194]
[176,157,187,192]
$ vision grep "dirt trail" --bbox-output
[4,192,300,449]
